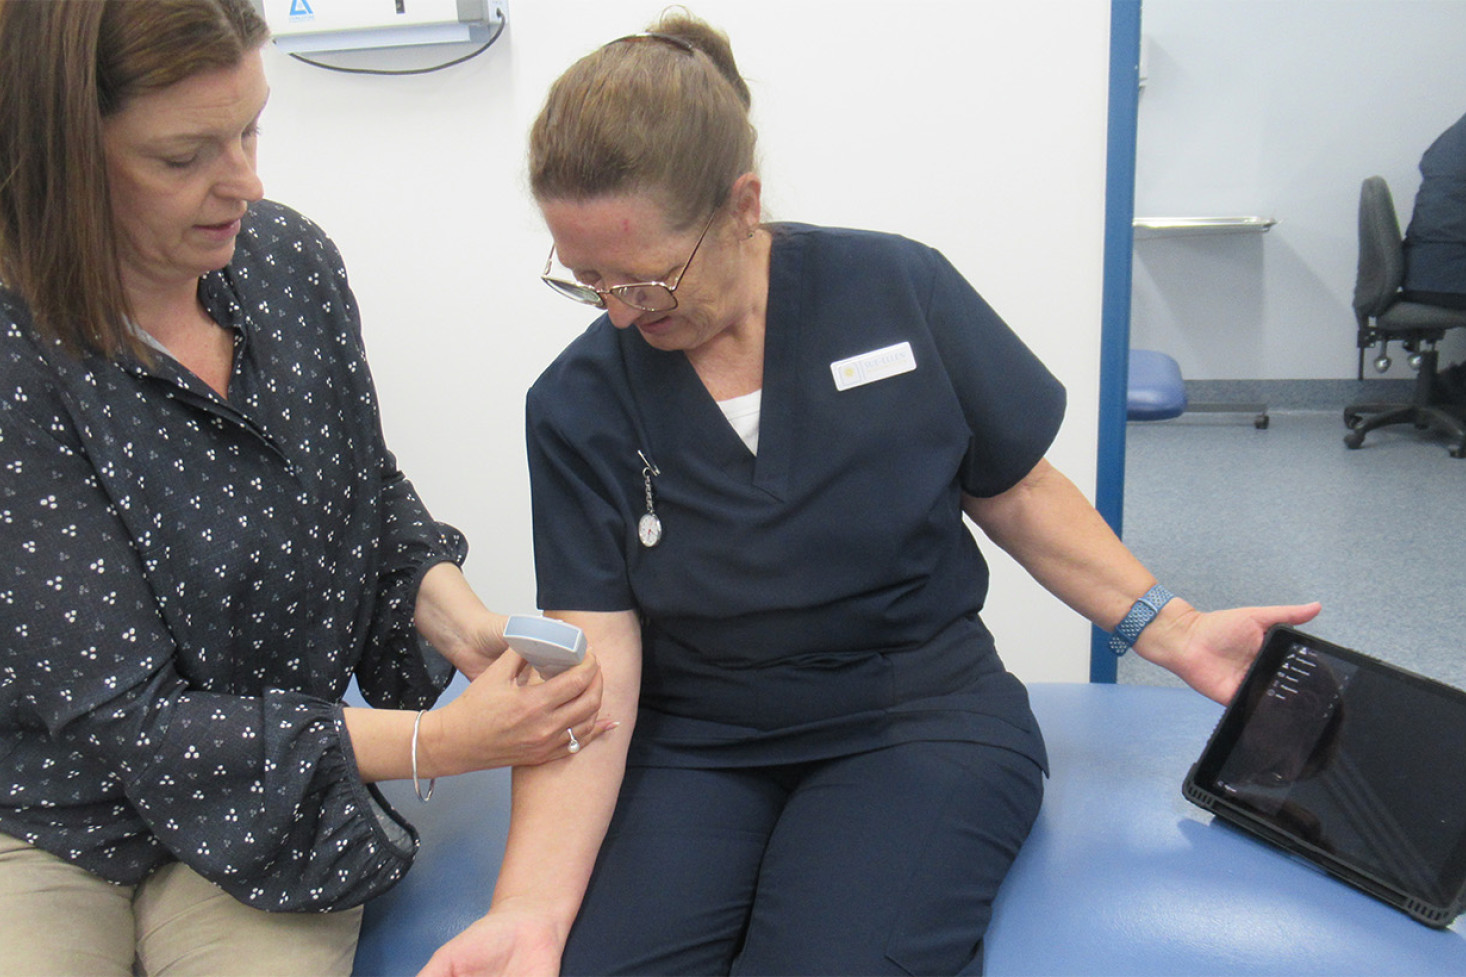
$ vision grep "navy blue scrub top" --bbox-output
[526,224,1065,772]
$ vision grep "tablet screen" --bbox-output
[1188,627,1466,922]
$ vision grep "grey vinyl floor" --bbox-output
[1117,408,1466,692]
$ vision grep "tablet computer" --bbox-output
[1183,625,1466,927]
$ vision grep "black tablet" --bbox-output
[1184,625,1466,927]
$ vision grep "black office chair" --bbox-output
[1343,175,1466,457]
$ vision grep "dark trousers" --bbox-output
[562,740,1043,977]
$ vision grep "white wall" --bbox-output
[256,0,1113,683]
[1131,0,1466,381]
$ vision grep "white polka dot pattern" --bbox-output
[0,201,466,911]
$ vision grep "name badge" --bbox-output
[830,341,917,392]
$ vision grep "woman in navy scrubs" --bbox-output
[424,13,1320,977]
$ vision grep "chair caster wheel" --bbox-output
[1451,444,1466,459]
[1343,410,1363,430]
[1344,431,1365,450]
[1254,414,1269,430]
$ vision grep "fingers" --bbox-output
[1231,602,1322,645]
[1278,601,1323,625]
[546,670,608,754]
[529,652,604,710]
[555,716,620,761]
[1248,600,1322,625]
[505,647,601,690]
[487,645,534,682]
[495,654,608,763]
[455,647,612,765]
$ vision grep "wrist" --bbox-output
[415,707,461,780]
[1130,597,1198,665]
[440,610,506,667]
[488,892,579,945]
[413,564,506,672]
[1107,584,1176,656]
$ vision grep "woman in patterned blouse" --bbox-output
[0,2,607,974]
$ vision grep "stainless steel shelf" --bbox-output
[1132,216,1278,239]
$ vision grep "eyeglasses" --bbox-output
[541,210,718,313]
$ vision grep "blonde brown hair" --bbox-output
[0,0,268,358]
[529,10,757,230]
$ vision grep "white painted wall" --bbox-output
[1132,0,1466,381]
[255,0,1113,683]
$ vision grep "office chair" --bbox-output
[1343,176,1466,457]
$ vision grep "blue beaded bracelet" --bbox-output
[1108,584,1176,656]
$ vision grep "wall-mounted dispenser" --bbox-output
[261,0,506,56]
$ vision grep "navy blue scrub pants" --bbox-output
[561,739,1043,977]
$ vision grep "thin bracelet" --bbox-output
[411,709,435,803]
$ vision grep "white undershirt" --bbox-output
[717,388,763,455]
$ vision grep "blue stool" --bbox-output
[1128,348,1271,428]
[1127,348,1188,421]
[353,684,1463,975]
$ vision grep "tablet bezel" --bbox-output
[1184,625,1466,928]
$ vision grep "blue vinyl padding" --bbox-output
[354,683,1465,976]
[1127,348,1188,421]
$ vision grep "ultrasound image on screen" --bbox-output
[1210,640,1466,907]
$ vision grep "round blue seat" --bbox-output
[1127,348,1188,421]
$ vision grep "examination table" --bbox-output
[352,683,1464,975]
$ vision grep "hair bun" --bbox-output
[652,10,750,108]
[531,10,758,226]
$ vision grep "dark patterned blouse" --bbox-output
[0,200,465,911]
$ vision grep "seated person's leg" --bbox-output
[133,861,362,977]
[0,830,135,977]
[1440,360,1466,406]
[733,741,1043,977]
[562,765,789,977]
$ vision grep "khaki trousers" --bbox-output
[0,832,362,977]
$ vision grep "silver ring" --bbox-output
[566,727,581,754]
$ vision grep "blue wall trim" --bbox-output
[1091,0,1142,683]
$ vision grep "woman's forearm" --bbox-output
[964,458,1161,634]
[489,609,642,935]
[965,456,1321,702]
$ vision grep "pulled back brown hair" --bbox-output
[0,0,268,358]
[529,10,757,230]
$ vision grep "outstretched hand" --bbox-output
[1141,600,1323,705]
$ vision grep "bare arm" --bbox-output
[412,561,509,679]
[420,609,643,977]
[964,458,1320,703]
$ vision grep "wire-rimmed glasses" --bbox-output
[540,210,718,313]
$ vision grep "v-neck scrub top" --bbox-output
[526,224,1065,771]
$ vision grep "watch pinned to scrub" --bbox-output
[637,449,662,548]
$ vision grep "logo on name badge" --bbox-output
[830,341,917,392]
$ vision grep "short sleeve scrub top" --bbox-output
[526,224,1066,773]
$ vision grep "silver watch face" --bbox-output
[638,512,662,548]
